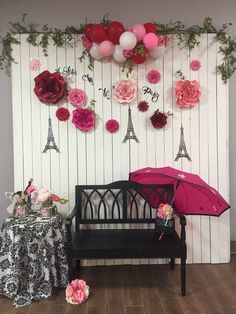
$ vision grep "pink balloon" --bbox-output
[99,40,114,57]
[132,24,146,41]
[143,32,158,50]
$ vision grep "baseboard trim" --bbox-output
[231,241,236,254]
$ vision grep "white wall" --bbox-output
[0,0,236,240]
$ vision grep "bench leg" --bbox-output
[170,258,175,270]
[181,257,186,296]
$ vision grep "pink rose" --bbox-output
[67,88,87,107]
[174,80,201,108]
[190,59,201,71]
[72,107,95,131]
[146,70,161,84]
[114,80,137,104]
[65,279,89,305]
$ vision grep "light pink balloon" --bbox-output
[131,24,146,41]
[143,32,158,50]
[99,40,114,57]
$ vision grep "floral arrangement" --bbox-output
[174,80,201,108]
[33,70,67,104]
[65,279,89,305]
[113,79,137,104]
[157,203,174,220]
[80,19,169,73]
[105,119,120,133]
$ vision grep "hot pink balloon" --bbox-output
[99,40,114,57]
[131,24,146,41]
[143,32,158,50]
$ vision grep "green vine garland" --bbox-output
[0,15,236,83]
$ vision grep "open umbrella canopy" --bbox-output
[129,166,230,216]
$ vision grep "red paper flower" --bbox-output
[138,100,149,112]
[174,80,201,108]
[146,69,161,84]
[56,107,70,121]
[34,70,66,104]
[105,119,120,133]
[150,110,168,129]
[72,107,95,131]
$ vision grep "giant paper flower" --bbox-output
[174,80,201,108]
[65,279,89,305]
[34,70,66,104]
[72,107,95,131]
[105,119,120,133]
[67,88,87,107]
[114,80,137,104]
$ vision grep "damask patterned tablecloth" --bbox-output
[0,214,69,307]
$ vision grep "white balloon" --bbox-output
[112,45,126,63]
[90,43,102,60]
[119,31,137,50]
[149,45,166,59]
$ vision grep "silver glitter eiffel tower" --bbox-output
[122,107,139,143]
[42,117,60,153]
[174,125,191,161]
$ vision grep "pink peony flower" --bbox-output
[190,59,201,71]
[81,35,92,51]
[29,58,41,71]
[114,80,137,104]
[56,107,70,121]
[67,88,87,107]
[146,69,161,84]
[72,107,95,131]
[65,279,89,305]
[174,80,201,108]
[105,119,120,133]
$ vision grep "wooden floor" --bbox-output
[1,255,236,314]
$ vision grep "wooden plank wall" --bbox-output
[11,34,230,264]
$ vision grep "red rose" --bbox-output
[150,110,168,129]
[34,70,66,104]
[72,107,95,131]
[56,107,70,121]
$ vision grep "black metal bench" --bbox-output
[65,180,187,296]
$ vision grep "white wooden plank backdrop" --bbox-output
[11,34,230,264]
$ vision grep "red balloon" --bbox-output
[89,24,107,43]
[143,22,157,34]
[107,21,125,44]
[84,23,94,40]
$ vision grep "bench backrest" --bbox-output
[74,180,174,230]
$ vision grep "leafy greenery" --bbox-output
[0,15,236,83]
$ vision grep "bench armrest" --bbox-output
[65,206,78,226]
[175,212,187,243]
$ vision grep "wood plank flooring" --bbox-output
[1,255,236,314]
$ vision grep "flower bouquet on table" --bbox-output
[155,203,175,239]
[65,279,89,305]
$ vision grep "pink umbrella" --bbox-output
[129,166,230,216]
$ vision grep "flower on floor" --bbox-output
[174,80,201,108]
[65,279,89,305]
[105,119,120,133]
[72,107,95,131]
[34,70,67,104]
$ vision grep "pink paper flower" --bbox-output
[81,35,92,51]
[72,107,95,131]
[174,80,201,108]
[190,59,201,71]
[146,69,161,84]
[65,279,89,305]
[67,88,87,107]
[114,80,137,104]
[29,58,41,71]
[105,119,120,133]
